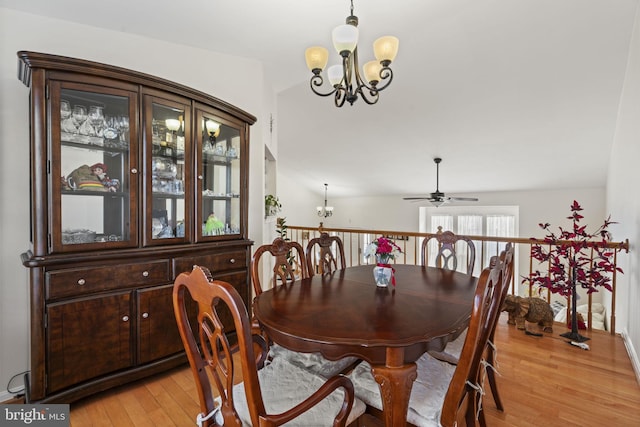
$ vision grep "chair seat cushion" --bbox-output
[268,343,360,378]
[428,328,467,365]
[234,356,366,426]
[348,353,456,427]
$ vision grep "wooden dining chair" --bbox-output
[348,261,505,427]
[250,237,309,297]
[422,230,477,275]
[428,243,515,412]
[251,238,359,378]
[172,265,365,427]
[484,242,515,411]
[305,232,347,276]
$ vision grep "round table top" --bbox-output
[253,264,477,360]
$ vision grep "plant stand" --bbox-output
[560,276,590,342]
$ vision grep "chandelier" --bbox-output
[304,0,399,107]
[317,183,334,218]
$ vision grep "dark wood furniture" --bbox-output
[18,51,255,403]
[422,230,477,274]
[253,264,478,427]
[250,237,309,297]
[305,232,347,276]
[173,266,361,427]
[485,242,515,412]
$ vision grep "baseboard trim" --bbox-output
[621,327,640,385]
[0,390,21,404]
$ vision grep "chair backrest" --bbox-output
[422,230,476,275]
[173,265,267,427]
[489,243,515,342]
[439,259,505,427]
[305,232,347,276]
[251,238,309,297]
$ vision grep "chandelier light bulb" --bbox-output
[332,24,359,55]
[305,47,329,72]
[205,120,221,138]
[373,36,399,63]
[165,119,180,132]
[328,65,344,87]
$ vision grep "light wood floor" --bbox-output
[69,313,640,426]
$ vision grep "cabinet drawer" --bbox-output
[173,250,247,278]
[46,260,171,299]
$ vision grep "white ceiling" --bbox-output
[2,0,637,199]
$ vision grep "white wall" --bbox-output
[607,5,640,378]
[0,7,275,400]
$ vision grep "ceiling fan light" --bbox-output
[332,24,359,55]
[363,60,381,84]
[373,36,399,63]
[305,46,329,72]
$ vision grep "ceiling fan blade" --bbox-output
[448,196,479,201]
[403,158,479,204]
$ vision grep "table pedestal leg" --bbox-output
[371,363,418,427]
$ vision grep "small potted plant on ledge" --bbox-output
[524,200,623,342]
[265,194,281,217]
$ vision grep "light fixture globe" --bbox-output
[363,60,382,85]
[305,47,329,73]
[332,24,359,55]
[328,65,344,87]
[373,36,399,64]
[165,119,181,132]
[205,120,221,138]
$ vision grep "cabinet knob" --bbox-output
[142,270,149,277]
[198,175,203,180]
[131,168,138,174]
[122,315,129,322]
[142,312,149,319]
[77,278,86,286]
[229,258,236,264]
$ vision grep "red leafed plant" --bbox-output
[524,200,623,342]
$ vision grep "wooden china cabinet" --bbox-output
[18,51,255,403]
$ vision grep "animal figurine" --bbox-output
[502,295,554,333]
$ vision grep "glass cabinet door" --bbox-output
[50,81,138,252]
[196,107,243,241]
[142,95,191,245]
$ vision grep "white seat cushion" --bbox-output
[234,355,366,426]
[267,343,360,378]
[427,329,467,365]
[349,353,456,427]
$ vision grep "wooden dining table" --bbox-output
[253,264,478,426]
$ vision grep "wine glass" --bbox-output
[61,100,71,120]
[88,106,104,126]
[88,106,105,136]
[71,105,87,133]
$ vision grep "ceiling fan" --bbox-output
[403,158,479,206]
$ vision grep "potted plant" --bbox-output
[524,200,623,342]
[265,194,281,217]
